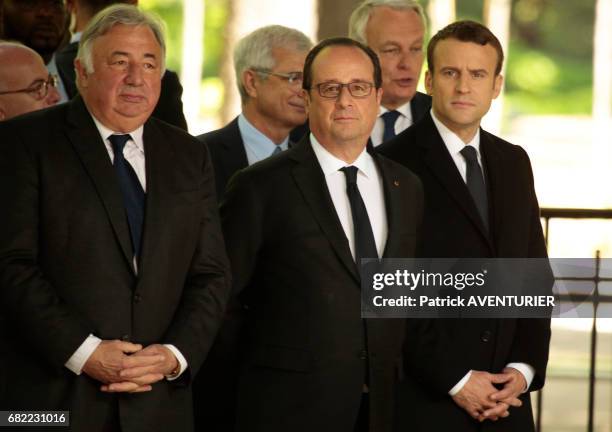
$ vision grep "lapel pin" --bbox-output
[393,180,400,187]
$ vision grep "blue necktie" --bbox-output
[271,145,282,157]
[381,110,401,142]
[460,145,488,231]
[109,134,145,258]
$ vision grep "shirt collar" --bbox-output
[91,114,145,153]
[430,109,480,156]
[309,133,376,179]
[379,101,412,122]
[70,32,82,44]
[238,113,289,160]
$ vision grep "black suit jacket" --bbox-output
[220,136,423,432]
[407,91,432,124]
[196,117,246,201]
[56,41,188,130]
[0,97,231,432]
[378,113,551,432]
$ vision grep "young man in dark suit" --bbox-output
[220,37,422,432]
[349,0,431,146]
[0,5,230,431]
[378,20,551,432]
[56,0,188,129]
[197,25,312,200]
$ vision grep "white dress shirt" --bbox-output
[429,109,534,395]
[370,102,413,147]
[238,113,290,165]
[310,134,388,260]
[64,114,187,380]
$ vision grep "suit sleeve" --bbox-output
[506,148,551,391]
[0,123,92,370]
[161,142,232,378]
[152,70,188,131]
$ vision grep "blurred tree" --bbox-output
[317,0,359,39]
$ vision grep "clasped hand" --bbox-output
[451,368,526,422]
[82,340,179,393]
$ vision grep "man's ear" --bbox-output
[242,70,259,99]
[492,74,503,99]
[424,70,433,95]
[0,107,6,121]
[303,89,310,115]
[74,58,89,89]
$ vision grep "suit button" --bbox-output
[121,334,130,341]
[481,330,492,343]
[133,293,142,303]
[359,350,368,360]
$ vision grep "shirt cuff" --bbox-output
[449,370,472,396]
[506,362,535,393]
[163,344,188,381]
[64,334,102,375]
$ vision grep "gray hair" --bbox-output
[234,25,312,103]
[348,0,426,45]
[76,4,166,76]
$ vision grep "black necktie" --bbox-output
[460,145,488,230]
[381,110,401,142]
[340,166,378,268]
[109,134,145,258]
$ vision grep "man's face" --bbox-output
[365,6,424,110]
[425,38,502,141]
[248,47,308,131]
[0,48,60,120]
[76,24,163,132]
[3,0,66,61]
[305,45,382,147]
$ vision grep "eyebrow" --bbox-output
[110,51,158,60]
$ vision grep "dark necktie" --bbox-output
[271,145,282,157]
[109,134,145,258]
[460,145,488,230]
[381,110,401,142]
[340,166,378,268]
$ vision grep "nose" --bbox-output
[334,85,353,108]
[125,63,144,86]
[456,74,470,93]
[45,86,60,106]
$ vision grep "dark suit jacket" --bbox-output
[378,113,551,432]
[0,97,231,432]
[196,117,246,201]
[407,91,432,125]
[219,136,423,432]
[56,41,188,130]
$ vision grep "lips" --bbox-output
[120,93,146,103]
[288,101,306,112]
[394,78,415,87]
[451,101,475,108]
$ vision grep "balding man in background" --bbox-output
[349,0,431,146]
[0,41,60,120]
[56,0,187,129]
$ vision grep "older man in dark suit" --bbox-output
[349,0,431,146]
[378,21,550,432]
[0,5,230,431]
[221,37,422,432]
[197,25,312,200]
[56,0,187,130]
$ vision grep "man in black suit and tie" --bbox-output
[196,25,312,200]
[221,37,422,432]
[378,21,551,431]
[0,5,230,431]
[349,0,431,146]
[56,0,188,130]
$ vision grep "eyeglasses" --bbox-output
[252,69,304,85]
[0,74,59,101]
[309,81,375,99]
[17,0,64,12]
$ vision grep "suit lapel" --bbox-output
[375,155,402,258]
[480,131,504,252]
[290,138,360,283]
[222,118,249,174]
[419,115,492,247]
[65,97,134,270]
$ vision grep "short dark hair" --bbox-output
[427,20,504,76]
[302,37,382,91]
